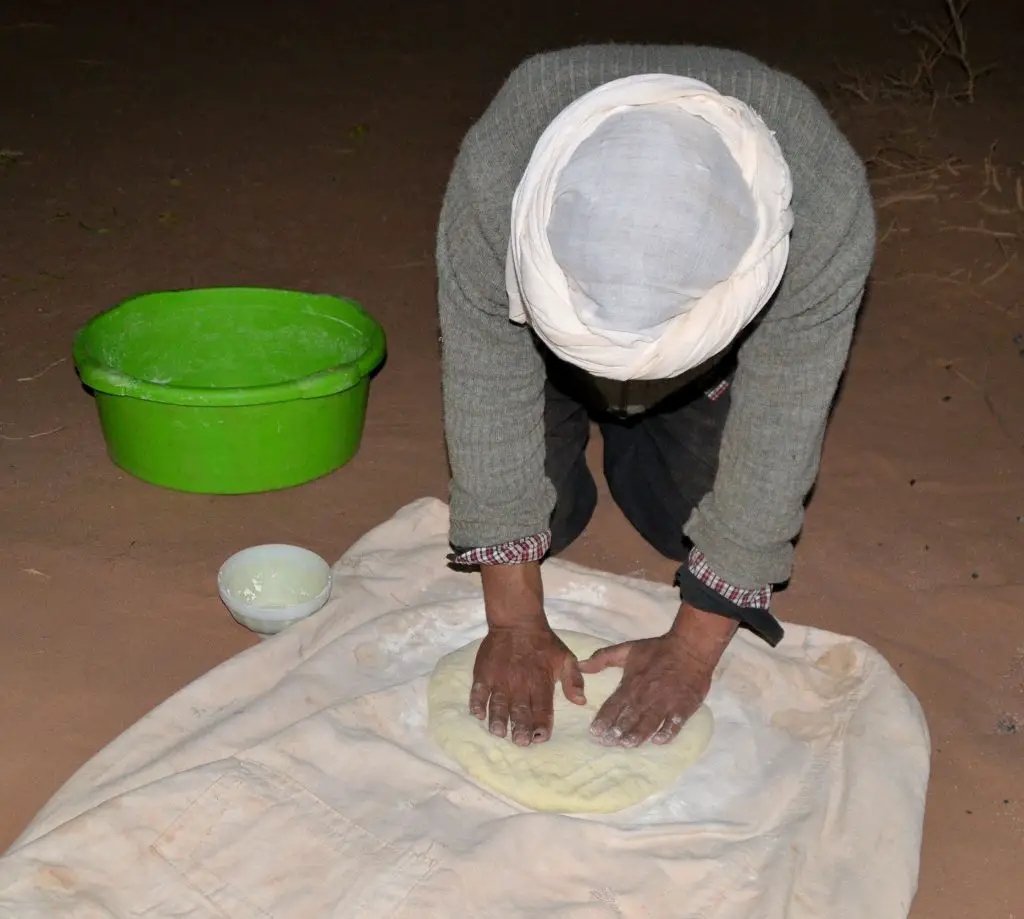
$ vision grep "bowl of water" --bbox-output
[218,543,333,636]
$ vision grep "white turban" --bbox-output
[506,74,794,381]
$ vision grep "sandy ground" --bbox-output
[1,0,1022,914]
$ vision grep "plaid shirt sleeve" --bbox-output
[686,546,772,609]
[448,531,552,566]
[705,379,730,401]
[449,529,770,610]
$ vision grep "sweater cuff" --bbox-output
[448,530,552,567]
[676,547,784,647]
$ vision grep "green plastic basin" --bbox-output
[72,287,386,494]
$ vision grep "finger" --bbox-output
[652,712,687,745]
[468,681,489,720]
[487,691,510,738]
[620,709,667,749]
[589,685,630,743]
[530,685,555,743]
[599,703,645,747]
[559,657,587,706]
[577,642,632,674]
[510,702,534,747]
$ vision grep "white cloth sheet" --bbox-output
[0,498,930,918]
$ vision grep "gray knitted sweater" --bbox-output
[436,45,875,590]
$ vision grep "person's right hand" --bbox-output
[470,625,586,746]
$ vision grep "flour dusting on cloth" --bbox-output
[0,498,930,919]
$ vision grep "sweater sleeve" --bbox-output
[684,90,877,587]
[436,163,556,550]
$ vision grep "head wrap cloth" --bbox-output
[505,74,794,381]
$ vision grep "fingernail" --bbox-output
[599,727,622,746]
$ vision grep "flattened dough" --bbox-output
[427,630,714,814]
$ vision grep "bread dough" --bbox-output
[427,630,715,814]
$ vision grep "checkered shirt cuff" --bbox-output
[449,530,552,566]
[705,380,730,401]
[687,546,772,609]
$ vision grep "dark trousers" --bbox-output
[543,357,732,562]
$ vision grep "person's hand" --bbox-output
[578,604,737,748]
[470,625,586,746]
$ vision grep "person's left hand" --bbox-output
[577,606,736,748]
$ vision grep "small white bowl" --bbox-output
[218,543,332,636]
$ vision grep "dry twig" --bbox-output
[21,568,51,580]
[16,356,66,383]
[877,217,910,244]
[878,268,971,286]
[980,254,1016,286]
[836,0,995,106]
[940,221,1019,241]
[897,0,995,103]
[0,425,65,441]
[875,189,940,209]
